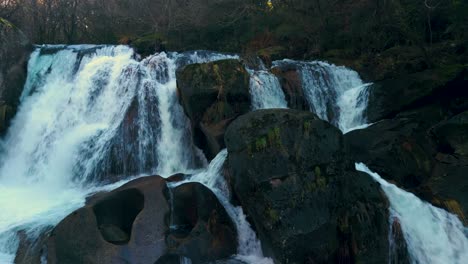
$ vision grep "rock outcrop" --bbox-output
[346,110,468,226]
[366,65,467,123]
[177,59,251,160]
[345,118,435,189]
[351,63,468,225]
[225,109,390,264]
[43,176,237,264]
[0,18,31,134]
[270,63,309,111]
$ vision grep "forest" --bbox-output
[1,1,467,60]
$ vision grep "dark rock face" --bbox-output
[169,183,237,261]
[366,65,467,122]
[225,109,389,264]
[14,230,50,264]
[425,111,468,225]
[45,176,237,264]
[431,111,468,157]
[0,18,32,134]
[177,59,251,160]
[271,63,309,111]
[345,118,435,189]
[346,109,468,226]
[351,63,468,225]
[389,218,410,264]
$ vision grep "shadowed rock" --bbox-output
[225,109,390,264]
[0,18,32,134]
[177,59,251,160]
[43,175,237,264]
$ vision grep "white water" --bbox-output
[2,43,461,264]
[0,46,238,262]
[248,70,288,110]
[139,53,201,176]
[356,163,468,264]
[174,150,273,264]
[272,59,371,133]
[0,45,142,262]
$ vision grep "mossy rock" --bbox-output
[177,59,251,160]
[0,17,14,28]
[130,33,167,56]
[225,109,390,263]
[256,45,287,67]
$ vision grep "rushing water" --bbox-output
[356,163,468,264]
[248,69,288,110]
[272,59,371,133]
[0,45,237,263]
[173,150,273,264]
[1,43,463,264]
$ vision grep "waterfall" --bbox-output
[173,150,273,264]
[1,42,462,264]
[0,45,237,263]
[356,163,468,264]
[272,59,371,133]
[248,69,288,110]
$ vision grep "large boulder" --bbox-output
[225,109,390,264]
[366,65,468,122]
[177,59,251,160]
[44,176,237,264]
[0,18,31,134]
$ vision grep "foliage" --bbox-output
[2,0,466,66]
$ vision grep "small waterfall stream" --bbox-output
[356,163,468,264]
[272,59,371,133]
[172,150,273,264]
[248,69,288,110]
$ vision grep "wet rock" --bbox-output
[389,218,410,264]
[345,109,468,226]
[14,230,50,264]
[271,63,309,111]
[169,183,237,261]
[0,18,32,134]
[225,109,389,264]
[46,176,237,264]
[366,65,467,122]
[345,118,435,189]
[177,59,251,160]
[97,98,158,181]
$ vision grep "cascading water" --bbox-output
[356,163,468,264]
[173,149,273,264]
[0,45,237,263]
[272,59,371,133]
[1,41,463,264]
[248,69,288,110]
[106,50,238,178]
